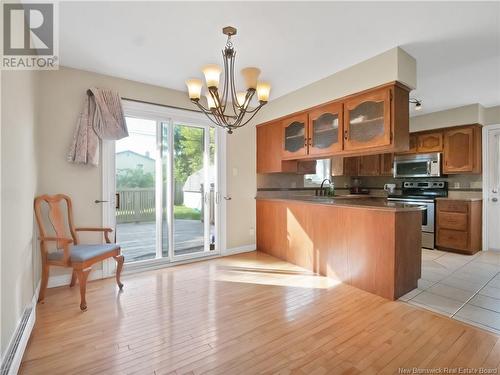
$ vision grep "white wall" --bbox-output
[410,104,500,131]
[1,70,39,355]
[36,67,255,275]
[253,47,416,124]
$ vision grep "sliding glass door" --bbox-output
[111,102,221,266]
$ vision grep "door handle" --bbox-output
[94,200,108,204]
[493,189,499,193]
[492,197,498,202]
[224,196,232,201]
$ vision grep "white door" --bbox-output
[102,100,225,272]
[483,125,500,251]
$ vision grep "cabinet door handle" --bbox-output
[344,130,348,140]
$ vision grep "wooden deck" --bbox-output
[20,251,500,374]
[117,219,213,262]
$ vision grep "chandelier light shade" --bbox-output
[185,26,271,134]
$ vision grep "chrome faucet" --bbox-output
[317,179,332,196]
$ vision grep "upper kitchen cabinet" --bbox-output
[308,102,343,157]
[380,153,394,176]
[398,134,417,154]
[257,121,299,174]
[417,132,443,153]
[358,155,381,176]
[344,87,392,151]
[443,125,482,174]
[282,114,308,159]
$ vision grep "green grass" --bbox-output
[174,205,201,220]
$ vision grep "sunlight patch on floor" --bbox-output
[214,266,340,289]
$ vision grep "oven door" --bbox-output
[388,198,434,233]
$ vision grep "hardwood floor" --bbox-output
[21,251,500,374]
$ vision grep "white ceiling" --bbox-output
[59,2,500,115]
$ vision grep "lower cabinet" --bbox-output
[436,199,482,254]
[256,199,422,300]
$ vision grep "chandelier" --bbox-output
[185,26,271,134]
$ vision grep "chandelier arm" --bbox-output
[210,88,227,123]
[233,103,265,128]
[221,49,229,112]
[193,101,227,128]
[229,51,240,109]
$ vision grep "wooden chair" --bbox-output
[34,194,124,310]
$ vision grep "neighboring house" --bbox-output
[183,166,215,210]
[116,150,155,174]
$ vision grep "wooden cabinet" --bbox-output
[257,199,422,300]
[257,122,299,174]
[343,157,360,176]
[257,82,410,173]
[344,87,392,151]
[436,199,482,254]
[359,155,380,176]
[380,153,394,176]
[282,114,308,160]
[332,153,393,177]
[443,125,482,174]
[308,102,343,157]
[417,132,443,153]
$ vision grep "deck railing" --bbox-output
[116,188,156,223]
[116,188,213,224]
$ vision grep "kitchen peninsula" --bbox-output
[256,197,423,300]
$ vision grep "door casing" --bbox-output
[101,100,227,276]
[482,123,500,252]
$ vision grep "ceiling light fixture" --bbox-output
[185,26,271,134]
[410,98,422,111]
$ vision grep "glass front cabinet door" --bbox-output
[282,114,308,159]
[344,87,392,151]
[308,102,343,157]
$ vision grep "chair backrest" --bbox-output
[34,194,79,248]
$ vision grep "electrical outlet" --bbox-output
[249,227,255,236]
[232,167,238,177]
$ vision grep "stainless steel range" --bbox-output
[388,181,448,249]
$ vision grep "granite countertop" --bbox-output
[256,196,426,212]
[435,197,483,202]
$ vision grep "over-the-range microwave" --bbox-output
[393,153,442,178]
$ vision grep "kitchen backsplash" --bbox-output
[257,172,483,199]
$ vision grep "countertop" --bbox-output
[256,196,426,212]
[435,197,483,202]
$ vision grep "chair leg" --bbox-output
[70,270,77,287]
[113,255,124,290]
[38,264,50,303]
[75,268,91,311]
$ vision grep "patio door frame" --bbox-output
[101,100,227,275]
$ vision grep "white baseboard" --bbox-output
[0,281,40,375]
[47,269,103,288]
[222,244,256,256]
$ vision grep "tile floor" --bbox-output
[400,248,500,334]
